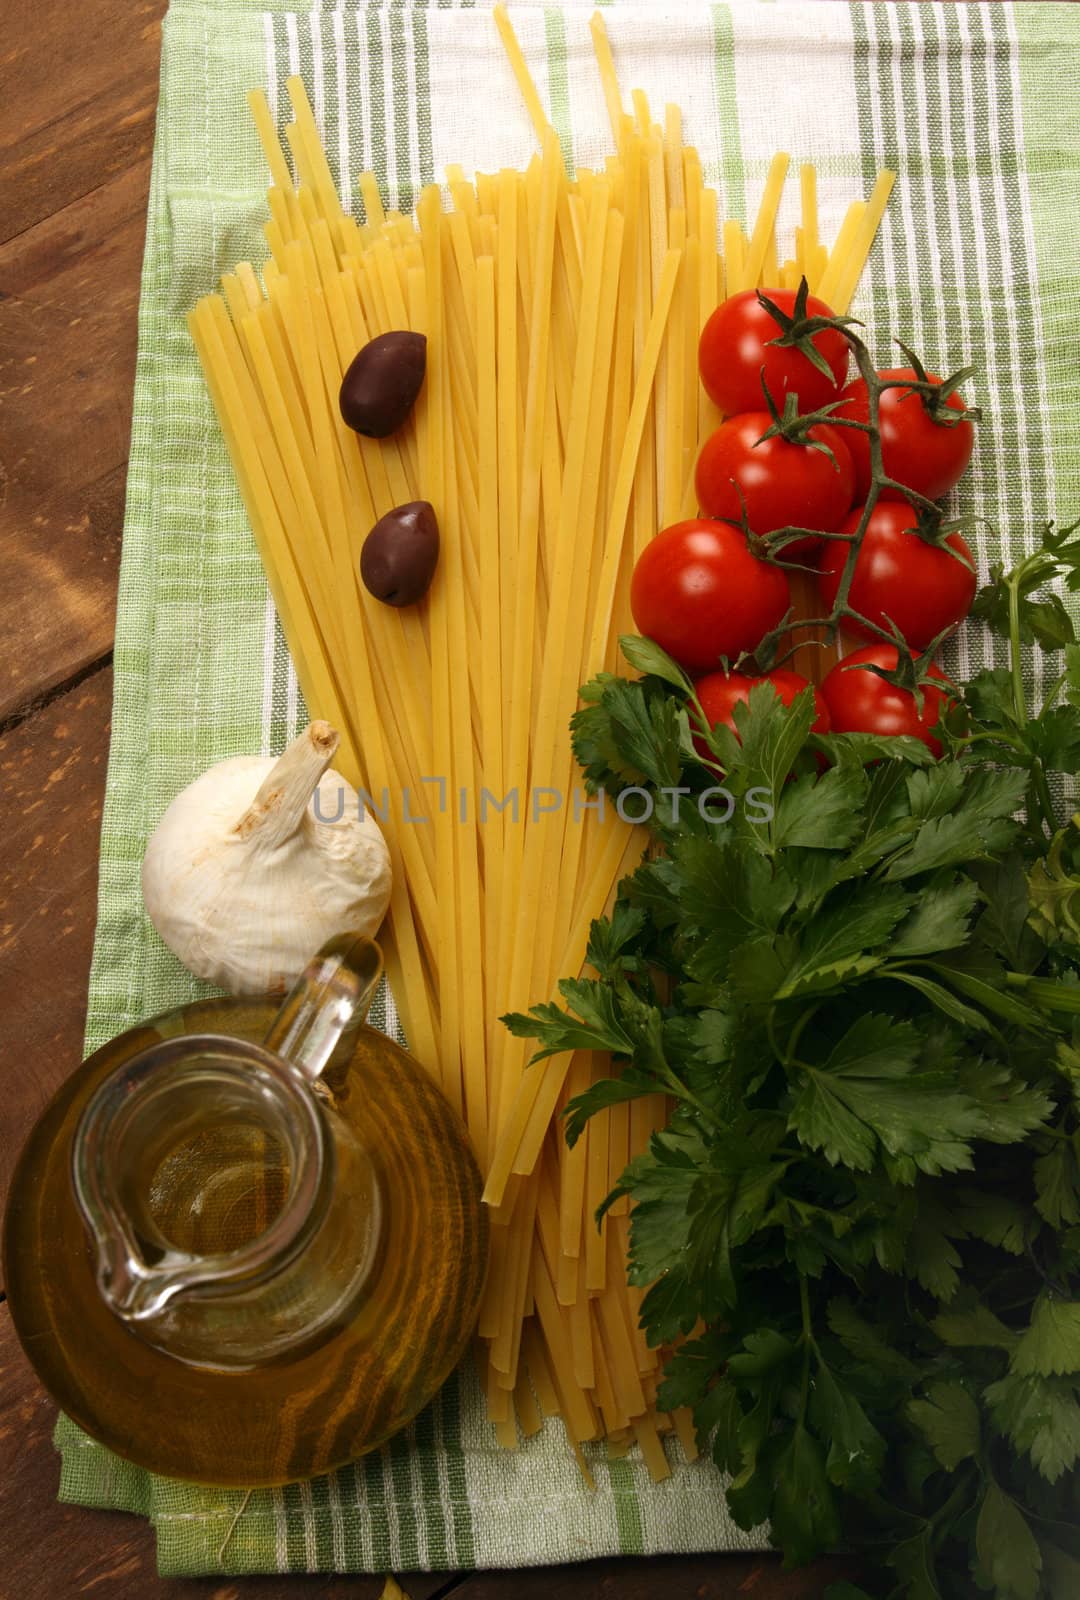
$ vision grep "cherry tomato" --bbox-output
[817,500,976,651]
[698,287,849,416]
[692,668,830,759]
[836,367,975,501]
[630,520,790,674]
[695,412,855,558]
[820,644,953,757]
[766,669,832,733]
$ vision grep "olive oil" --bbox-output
[4,994,487,1486]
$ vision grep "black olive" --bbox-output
[360,501,440,607]
[339,331,426,438]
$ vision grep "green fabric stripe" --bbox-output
[412,5,435,188]
[362,1448,393,1568]
[438,1369,475,1566]
[709,4,745,219]
[363,3,389,211]
[315,10,342,206]
[387,1432,421,1568]
[282,1480,308,1571]
[271,613,290,752]
[409,1404,450,1569]
[544,8,575,175]
[271,14,293,171]
[389,7,416,214]
[307,1474,337,1571]
[1014,0,1080,519]
[607,1456,645,1557]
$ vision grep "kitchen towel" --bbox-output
[56,0,1080,1576]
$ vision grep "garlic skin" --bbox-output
[142,722,392,995]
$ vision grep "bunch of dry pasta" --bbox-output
[188,5,893,1478]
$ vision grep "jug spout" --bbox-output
[96,1240,193,1322]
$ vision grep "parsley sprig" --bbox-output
[505,533,1080,1599]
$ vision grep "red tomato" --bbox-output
[817,501,977,651]
[694,412,855,558]
[630,520,790,674]
[698,287,849,416]
[820,644,953,757]
[692,668,830,758]
[836,367,975,501]
[766,669,832,733]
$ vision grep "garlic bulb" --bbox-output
[142,722,391,995]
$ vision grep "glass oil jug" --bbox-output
[3,934,489,1487]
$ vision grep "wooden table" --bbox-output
[0,5,850,1594]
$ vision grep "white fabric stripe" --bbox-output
[379,1448,400,1568]
[271,1484,289,1575]
[382,977,401,1043]
[407,1426,429,1570]
[402,6,421,200]
[299,1479,318,1571]
[354,10,372,188]
[261,596,277,753]
[343,1461,368,1571]
[311,9,327,147]
[285,10,301,79]
[432,1377,457,1565]
[380,13,399,205]
[334,9,353,215]
[263,11,278,123]
[328,1463,347,1573]
[286,653,299,737]
[261,12,288,743]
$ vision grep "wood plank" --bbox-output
[0,160,151,720]
[0,666,113,1274]
[0,1302,460,1600]
[443,1552,858,1599]
[0,0,166,243]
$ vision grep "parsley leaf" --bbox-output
[771,763,867,851]
[1011,1294,1080,1379]
[908,1381,981,1470]
[974,1482,1042,1600]
[985,1372,1080,1484]
[890,878,980,957]
[884,768,1028,878]
[809,1358,887,1492]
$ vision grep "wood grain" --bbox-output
[439,1554,857,1599]
[0,0,166,244]
[0,159,152,721]
[0,665,112,1273]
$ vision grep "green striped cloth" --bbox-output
[56,0,1080,1577]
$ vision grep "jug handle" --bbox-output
[263,933,384,1083]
